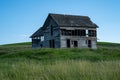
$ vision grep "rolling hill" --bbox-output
[0,42,120,80]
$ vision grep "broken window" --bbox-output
[78,30,81,36]
[60,29,86,36]
[72,30,75,36]
[51,25,53,36]
[88,30,96,37]
[61,29,66,35]
[74,30,79,36]
[80,30,86,36]
[66,30,72,36]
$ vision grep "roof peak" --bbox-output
[49,13,89,18]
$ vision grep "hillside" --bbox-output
[0,42,120,61]
[0,42,120,80]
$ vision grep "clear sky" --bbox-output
[0,0,120,45]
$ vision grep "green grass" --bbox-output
[0,60,120,80]
[0,42,120,80]
[1,42,31,46]
[98,42,120,49]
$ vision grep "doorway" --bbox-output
[49,39,55,48]
[88,40,92,48]
[74,41,78,47]
[66,39,70,48]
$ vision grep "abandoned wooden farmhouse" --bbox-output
[30,13,98,49]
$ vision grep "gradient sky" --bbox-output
[0,0,120,45]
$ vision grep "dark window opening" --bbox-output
[74,41,78,47]
[68,30,72,36]
[49,39,55,48]
[80,30,86,36]
[61,29,65,35]
[78,30,81,36]
[51,25,53,36]
[75,30,77,35]
[88,30,96,37]
[72,30,75,36]
[61,29,86,36]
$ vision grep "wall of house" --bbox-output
[32,38,41,48]
[60,36,88,48]
[60,36,97,49]
[91,39,97,49]
[32,25,97,49]
[60,27,97,49]
[43,18,60,48]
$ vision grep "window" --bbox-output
[41,36,44,41]
[80,30,86,36]
[88,30,96,37]
[51,25,53,35]
[61,29,72,36]
[75,30,78,36]
[60,29,86,36]
[78,30,81,36]
[72,30,75,36]
[67,30,72,36]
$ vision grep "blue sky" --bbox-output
[0,0,120,45]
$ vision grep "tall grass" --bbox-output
[0,42,120,80]
[0,60,120,80]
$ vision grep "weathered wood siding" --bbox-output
[43,18,60,48]
[60,27,97,49]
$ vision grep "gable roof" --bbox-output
[30,27,44,38]
[50,13,98,28]
[30,13,98,38]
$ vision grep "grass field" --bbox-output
[0,42,120,80]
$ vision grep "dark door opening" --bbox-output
[49,40,55,48]
[88,40,92,48]
[66,39,70,48]
[74,41,78,47]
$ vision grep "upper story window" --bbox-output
[60,29,86,36]
[80,30,86,36]
[51,25,53,36]
[88,30,96,37]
